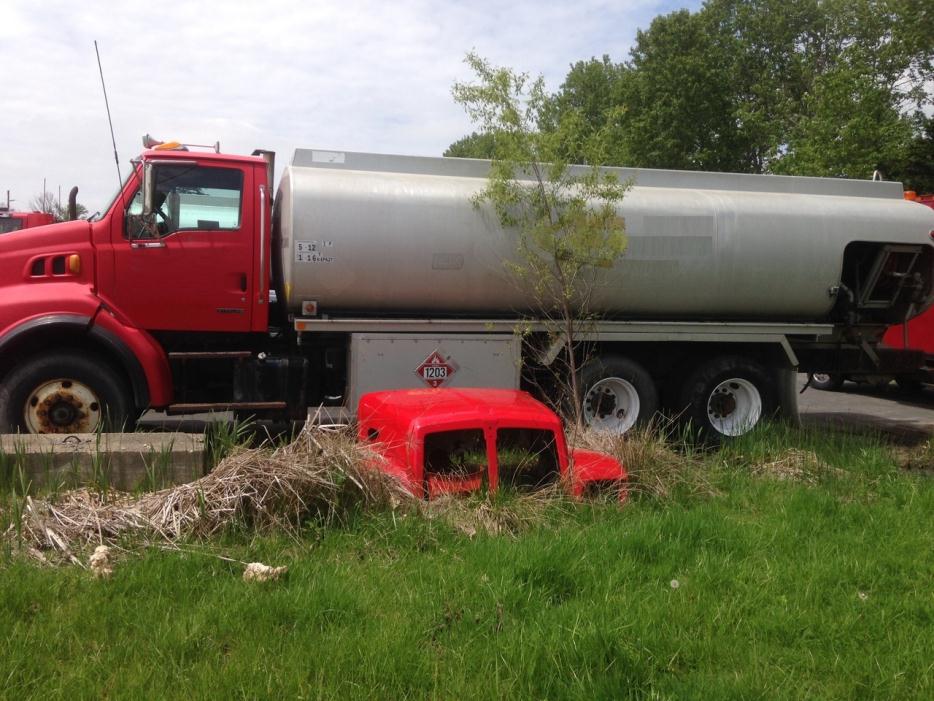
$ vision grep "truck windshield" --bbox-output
[99,169,137,220]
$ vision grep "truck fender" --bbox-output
[90,308,173,407]
[0,312,172,410]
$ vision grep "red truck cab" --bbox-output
[98,148,272,334]
[0,142,275,432]
[357,388,627,500]
[0,209,55,234]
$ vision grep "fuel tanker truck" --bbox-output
[1,137,933,438]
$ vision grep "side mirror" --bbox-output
[142,161,154,216]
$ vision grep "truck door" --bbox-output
[113,162,255,332]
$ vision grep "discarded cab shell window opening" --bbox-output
[496,428,560,489]
[424,429,488,477]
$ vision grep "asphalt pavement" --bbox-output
[797,374,934,444]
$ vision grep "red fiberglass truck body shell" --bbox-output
[357,388,627,500]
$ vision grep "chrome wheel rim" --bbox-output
[583,377,641,434]
[706,378,761,437]
[24,379,101,434]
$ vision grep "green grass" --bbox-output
[0,425,932,699]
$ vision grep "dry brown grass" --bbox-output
[575,423,721,501]
[422,484,569,538]
[3,426,410,560]
[576,423,845,497]
[894,439,934,474]
[6,418,850,566]
[746,448,839,485]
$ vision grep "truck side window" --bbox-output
[124,189,147,239]
[0,218,24,234]
[126,165,243,239]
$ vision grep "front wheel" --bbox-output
[679,356,777,440]
[579,355,659,434]
[0,352,133,434]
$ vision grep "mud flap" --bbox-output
[773,368,800,428]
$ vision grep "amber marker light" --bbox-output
[67,254,81,274]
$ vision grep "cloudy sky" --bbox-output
[1,0,702,212]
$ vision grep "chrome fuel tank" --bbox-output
[275,149,934,322]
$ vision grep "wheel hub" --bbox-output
[25,379,101,434]
[592,388,620,419]
[583,377,640,434]
[709,390,737,417]
[706,378,762,437]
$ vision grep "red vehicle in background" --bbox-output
[811,192,934,391]
[0,208,55,234]
[882,193,934,388]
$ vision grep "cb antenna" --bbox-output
[94,40,126,207]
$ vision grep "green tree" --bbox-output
[703,0,932,176]
[622,9,751,171]
[545,56,631,165]
[28,192,88,221]
[893,116,934,193]
[772,66,913,178]
[443,131,498,159]
[452,53,629,426]
[446,1,932,181]
[754,0,931,178]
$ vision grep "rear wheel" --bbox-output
[579,355,658,434]
[0,352,133,434]
[809,373,844,391]
[680,356,777,440]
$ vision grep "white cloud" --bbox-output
[0,0,699,211]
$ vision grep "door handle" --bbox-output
[130,241,166,249]
[239,273,248,292]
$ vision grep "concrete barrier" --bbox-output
[0,433,206,492]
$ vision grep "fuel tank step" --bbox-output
[168,351,253,360]
[165,401,286,415]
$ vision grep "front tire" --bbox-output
[579,355,659,434]
[0,352,133,434]
[679,356,777,440]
